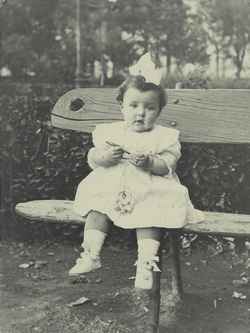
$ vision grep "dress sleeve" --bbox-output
[87,124,111,169]
[155,128,181,179]
[92,124,111,147]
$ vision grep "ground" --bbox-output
[1,239,250,333]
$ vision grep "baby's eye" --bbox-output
[147,105,155,111]
[130,103,137,108]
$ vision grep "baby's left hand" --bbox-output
[129,152,149,168]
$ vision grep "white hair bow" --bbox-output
[129,53,162,86]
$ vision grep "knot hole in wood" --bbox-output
[70,98,85,111]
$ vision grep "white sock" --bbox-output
[137,239,160,261]
[82,229,107,257]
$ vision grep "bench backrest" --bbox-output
[52,88,250,144]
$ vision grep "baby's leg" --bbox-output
[135,227,161,289]
[69,211,110,276]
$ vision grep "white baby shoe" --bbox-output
[69,251,101,276]
[134,258,161,290]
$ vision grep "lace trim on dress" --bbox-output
[87,148,99,170]
[155,154,176,179]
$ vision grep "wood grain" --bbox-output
[52,88,250,144]
[177,211,250,237]
[15,200,250,237]
[15,200,86,225]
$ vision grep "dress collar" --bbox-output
[123,123,155,133]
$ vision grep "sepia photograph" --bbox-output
[1,0,250,332]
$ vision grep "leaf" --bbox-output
[239,174,245,182]
[197,165,206,172]
[11,155,21,163]
[232,292,247,299]
[67,296,90,307]
[193,175,200,185]
[5,124,13,132]
[37,184,46,191]
[19,263,30,268]
[202,197,209,207]
[190,168,198,178]
[233,279,248,287]
[34,261,48,269]
[45,168,50,176]
[6,137,14,147]
[70,276,88,284]
[192,160,198,169]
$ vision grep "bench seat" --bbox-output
[15,200,250,238]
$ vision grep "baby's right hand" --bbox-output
[105,147,124,164]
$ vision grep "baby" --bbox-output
[70,53,203,289]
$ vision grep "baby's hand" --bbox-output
[129,152,149,168]
[105,146,124,164]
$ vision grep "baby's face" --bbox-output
[120,88,160,132]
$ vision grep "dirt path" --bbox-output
[1,240,250,333]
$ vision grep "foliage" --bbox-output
[2,0,210,83]
[198,0,250,78]
[1,92,92,239]
[162,63,250,90]
[178,144,250,214]
[2,0,250,84]
[2,0,76,83]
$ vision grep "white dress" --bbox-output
[73,122,204,229]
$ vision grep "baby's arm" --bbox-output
[93,147,123,167]
[129,152,169,176]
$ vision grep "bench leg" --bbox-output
[169,232,183,298]
[146,234,163,333]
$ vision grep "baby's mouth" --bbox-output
[135,119,144,125]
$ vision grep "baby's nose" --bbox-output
[137,106,145,116]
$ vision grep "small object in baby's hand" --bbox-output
[106,141,131,154]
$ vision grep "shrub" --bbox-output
[179,144,250,214]
[1,93,92,239]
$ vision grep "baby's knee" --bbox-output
[136,227,161,241]
[89,210,106,221]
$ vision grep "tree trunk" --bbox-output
[166,40,171,74]
[215,46,219,78]
[222,53,226,78]
[75,0,84,88]
[235,44,246,79]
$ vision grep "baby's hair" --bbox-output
[116,75,167,113]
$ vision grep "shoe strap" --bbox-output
[80,242,99,261]
[135,256,161,272]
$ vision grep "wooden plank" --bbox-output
[15,200,85,225]
[15,200,250,237]
[51,89,250,144]
[175,211,250,237]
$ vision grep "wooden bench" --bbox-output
[15,87,250,333]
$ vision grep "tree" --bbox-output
[198,0,250,78]
[2,1,59,80]
[219,1,250,78]
[98,0,209,74]
[2,0,210,83]
[2,0,78,83]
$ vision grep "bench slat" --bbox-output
[15,200,250,237]
[52,89,250,144]
[179,211,250,238]
[15,200,86,225]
